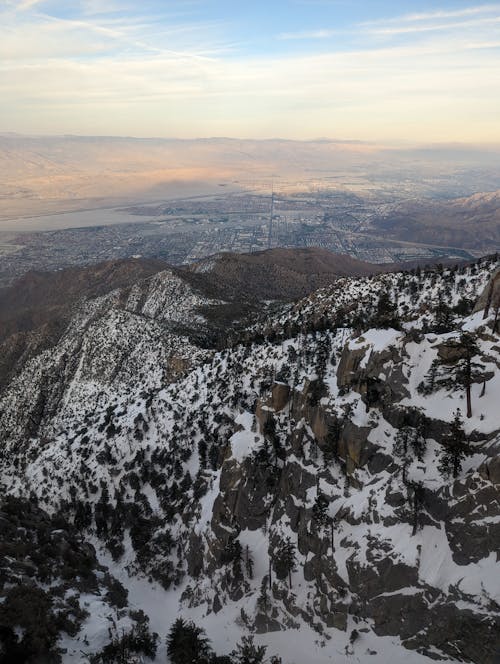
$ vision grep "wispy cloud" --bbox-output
[367,15,500,36]
[278,28,339,40]
[2,0,46,9]
[362,3,500,25]
[280,3,500,40]
[1,2,499,142]
[0,1,230,61]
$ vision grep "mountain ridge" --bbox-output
[0,252,499,663]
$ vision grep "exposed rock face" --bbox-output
[474,266,500,314]
[270,383,291,412]
[0,254,499,663]
[337,345,367,389]
[337,335,410,405]
[480,456,500,484]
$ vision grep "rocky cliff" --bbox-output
[0,255,499,663]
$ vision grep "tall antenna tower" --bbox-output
[267,178,275,249]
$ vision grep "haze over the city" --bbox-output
[2,0,500,143]
[1,1,499,286]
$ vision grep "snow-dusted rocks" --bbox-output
[0,254,499,663]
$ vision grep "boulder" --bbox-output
[479,456,500,485]
[270,382,290,411]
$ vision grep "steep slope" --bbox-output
[0,256,499,663]
[0,496,159,662]
[370,192,500,251]
[0,258,168,390]
[182,248,385,302]
[0,266,221,447]
[0,249,387,392]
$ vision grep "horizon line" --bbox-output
[2,132,500,150]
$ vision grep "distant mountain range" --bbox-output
[2,134,500,220]
[371,190,500,250]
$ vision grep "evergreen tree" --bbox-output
[221,534,243,581]
[272,537,297,588]
[483,279,495,319]
[308,378,328,407]
[312,491,329,528]
[256,577,269,622]
[74,500,92,529]
[421,333,482,417]
[95,485,111,538]
[454,332,482,418]
[432,292,455,333]
[374,290,400,329]
[443,333,482,418]
[263,415,284,462]
[166,618,212,664]
[245,545,254,580]
[410,420,427,462]
[198,439,208,469]
[394,426,412,484]
[90,621,158,663]
[438,409,473,479]
[323,418,340,466]
[231,635,267,664]
[409,481,425,536]
[417,360,439,395]
[208,444,219,471]
[491,292,500,334]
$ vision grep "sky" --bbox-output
[1,0,500,142]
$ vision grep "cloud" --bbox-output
[366,15,500,36]
[278,28,339,40]
[362,3,500,24]
[0,0,46,10]
[2,35,499,139]
[0,2,229,61]
[1,1,499,142]
[281,3,500,40]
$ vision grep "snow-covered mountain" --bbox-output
[0,253,499,664]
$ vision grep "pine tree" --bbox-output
[198,439,207,469]
[95,485,111,538]
[438,409,473,479]
[491,293,499,334]
[166,618,212,664]
[257,576,269,621]
[423,332,483,418]
[417,360,439,395]
[410,420,427,462]
[312,491,329,528]
[308,378,328,407]
[394,426,412,484]
[409,481,425,536]
[231,635,267,664]
[453,332,482,418]
[374,290,400,329]
[432,292,455,333]
[245,545,254,579]
[263,415,284,462]
[483,279,494,319]
[221,535,243,583]
[74,500,92,529]
[272,537,297,588]
[323,418,340,466]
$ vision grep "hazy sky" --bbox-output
[1,1,499,142]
